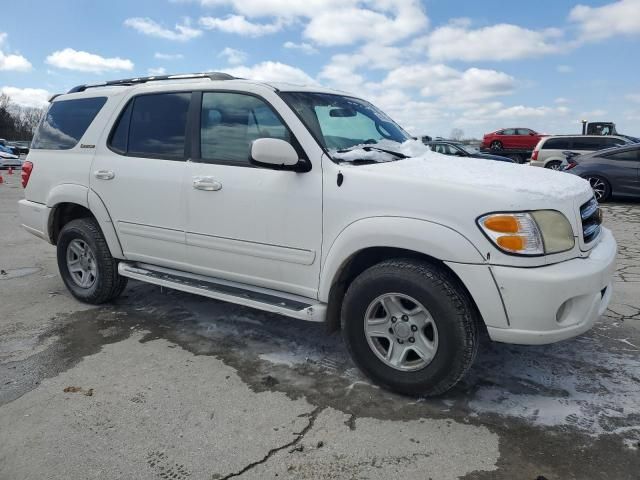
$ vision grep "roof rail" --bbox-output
[67,72,237,94]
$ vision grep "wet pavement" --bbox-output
[1,178,639,479]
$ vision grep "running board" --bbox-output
[118,262,326,322]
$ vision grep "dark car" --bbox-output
[427,141,514,162]
[565,143,640,201]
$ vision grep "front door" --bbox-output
[91,91,191,268]
[184,91,322,299]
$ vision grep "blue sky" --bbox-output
[1,0,640,137]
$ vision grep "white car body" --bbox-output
[529,135,630,169]
[19,76,616,348]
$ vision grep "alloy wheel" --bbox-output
[66,239,98,288]
[364,293,439,371]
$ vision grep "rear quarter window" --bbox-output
[541,138,570,150]
[31,97,107,150]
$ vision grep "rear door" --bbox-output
[499,128,517,148]
[91,91,192,268]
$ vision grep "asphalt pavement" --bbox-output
[1,173,639,479]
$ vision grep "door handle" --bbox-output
[94,170,115,180]
[193,176,222,191]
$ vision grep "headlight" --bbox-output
[478,211,574,256]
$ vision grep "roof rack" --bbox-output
[66,72,237,94]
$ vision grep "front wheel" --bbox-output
[341,259,479,396]
[57,218,128,304]
[490,140,503,151]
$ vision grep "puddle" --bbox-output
[0,267,41,280]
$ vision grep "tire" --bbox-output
[341,259,479,396]
[57,218,128,304]
[490,140,503,151]
[583,175,611,202]
[545,160,563,170]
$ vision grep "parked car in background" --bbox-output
[565,143,640,201]
[530,135,631,170]
[0,139,20,156]
[0,151,22,169]
[427,140,514,162]
[481,128,543,151]
[8,140,31,155]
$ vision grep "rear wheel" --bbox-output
[341,259,479,396]
[490,140,503,151]
[57,218,128,304]
[584,175,611,202]
[545,160,563,170]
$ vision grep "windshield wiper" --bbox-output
[336,145,410,159]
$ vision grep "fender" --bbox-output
[44,183,124,259]
[318,216,485,302]
[87,189,125,258]
[45,183,89,209]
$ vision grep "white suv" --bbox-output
[529,135,630,170]
[19,73,617,396]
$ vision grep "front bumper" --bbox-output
[486,227,616,345]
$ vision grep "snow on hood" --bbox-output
[338,140,591,201]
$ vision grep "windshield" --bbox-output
[457,144,479,154]
[279,92,411,160]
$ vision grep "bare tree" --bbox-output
[449,128,464,141]
[0,94,45,140]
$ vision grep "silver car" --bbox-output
[529,135,630,170]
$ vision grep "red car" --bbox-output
[481,128,543,151]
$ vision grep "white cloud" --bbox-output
[199,15,283,36]
[569,0,640,41]
[625,93,640,103]
[555,97,570,104]
[124,17,202,41]
[218,47,247,65]
[154,52,184,60]
[283,41,318,55]
[556,65,573,73]
[221,61,317,85]
[1,86,50,108]
[303,2,428,46]
[0,33,32,72]
[147,67,167,76]
[380,64,516,103]
[423,23,563,61]
[46,48,134,73]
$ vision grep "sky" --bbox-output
[1,0,640,138]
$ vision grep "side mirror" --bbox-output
[529,132,535,136]
[250,138,305,171]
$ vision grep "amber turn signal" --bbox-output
[483,215,519,233]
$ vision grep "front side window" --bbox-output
[200,92,291,165]
[501,129,516,135]
[32,97,107,150]
[279,92,410,154]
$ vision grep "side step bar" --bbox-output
[118,262,327,322]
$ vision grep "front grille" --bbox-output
[580,197,602,244]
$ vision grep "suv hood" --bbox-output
[348,140,591,202]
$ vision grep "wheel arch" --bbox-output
[47,191,124,258]
[320,217,486,332]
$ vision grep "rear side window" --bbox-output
[542,138,570,150]
[109,92,191,159]
[31,97,107,150]
[572,137,607,150]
